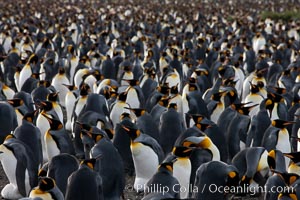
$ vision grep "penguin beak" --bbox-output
[283,121,296,126]
[121,125,130,132]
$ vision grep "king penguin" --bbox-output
[0,101,18,143]
[262,119,295,169]
[42,113,75,161]
[0,134,38,199]
[144,158,180,198]
[46,153,79,196]
[159,103,185,155]
[29,177,64,200]
[51,67,70,107]
[121,120,164,192]
[81,127,125,200]
[65,158,104,200]
[193,160,239,200]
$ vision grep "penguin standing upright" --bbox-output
[0,135,38,199]
[207,90,228,123]
[262,119,295,169]
[63,84,78,131]
[47,92,64,123]
[144,158,180,199]
[110,92,130,128]
[159,103,185,155]
[121,120,164,192]
[81,127,125,200]
[65,159,104,200]
[14,112,43,167]
[232,147,269,195]
[42,114,75,161]
[0,101,18,143]
[51,67,70,107]
[46,153,79,196]
[193,161,239,200]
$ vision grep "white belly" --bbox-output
[36,114,50,162]
[45,132,60,161]
[131,143,159,192]
[173,158,191,198]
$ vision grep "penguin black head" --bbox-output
[47,92,59,102]
[167,102,177,110]
[118,92,128,102]
[38,177,55,191]
[249,82,260,94]
[268,92,284,103]
[278,192,297,200]
[226,171,239,187]
[211,90,227,102]
[58,67,66,75]
[42,114,63,130]
[181,136,211,149]
[271,120,295,129]
[124,107,146,117]
[79,83,91,96]
[284,152,300,164]
[189,113,204,124]
[123,79,139,86]
[38,80,51,87]
[157,83,170,95]
[23,111,36,123]
[120,112,132,121]
[81,129,104,143]
[236,104,258,115]
[170,84,179,95]
[121,123,141,141]
[27,54,39,65]
[172,146,194,158]
[271,170,299,185]
[7,98,24,107]
[158,161,175,173]
[158,96,170,107]
[195,122,212,132]
[62,84,77,91]
[36,101,53,112]
[80,158,97,170]
[76,121,92,132]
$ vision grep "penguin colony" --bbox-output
[0,0,300,199]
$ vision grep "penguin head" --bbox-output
[226,171,239,187]
[172,146,194,158]
[79,83,91,96]
[189,113,204,124]
[38,80,51,87]
[38,177,55,192]
[80,158,97,170]
[158,96,170,107]
[182,136,212,149]
[278,193,297,200]
[27,53,39,65]
[23,111,36,123]
[157,83,170,95]
[124,107,146,117]
[271,170,299,186]
[271,120,295,129]
[62,84,78,91]
[284,152,300,164]
[118,91,128,102]
[235,104,258,115]
[211,90,227,102]
[42,113,63,130]
[170,84,179,95]
[121,122,141,141]
[81,128,104,143]
[47,92,59,102]
[167,102,177,110]
[195,122,212,132]
[249,82,260,94]
[158,160,175,174]
[36,101,53,112]
[123,79,139,87]
[7,98,24,107]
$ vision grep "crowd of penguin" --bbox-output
[1,0,300,199]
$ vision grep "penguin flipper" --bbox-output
[262,128,278,152]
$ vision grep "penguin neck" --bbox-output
[207,144,220,161]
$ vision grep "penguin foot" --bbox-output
[1,183,24,200]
